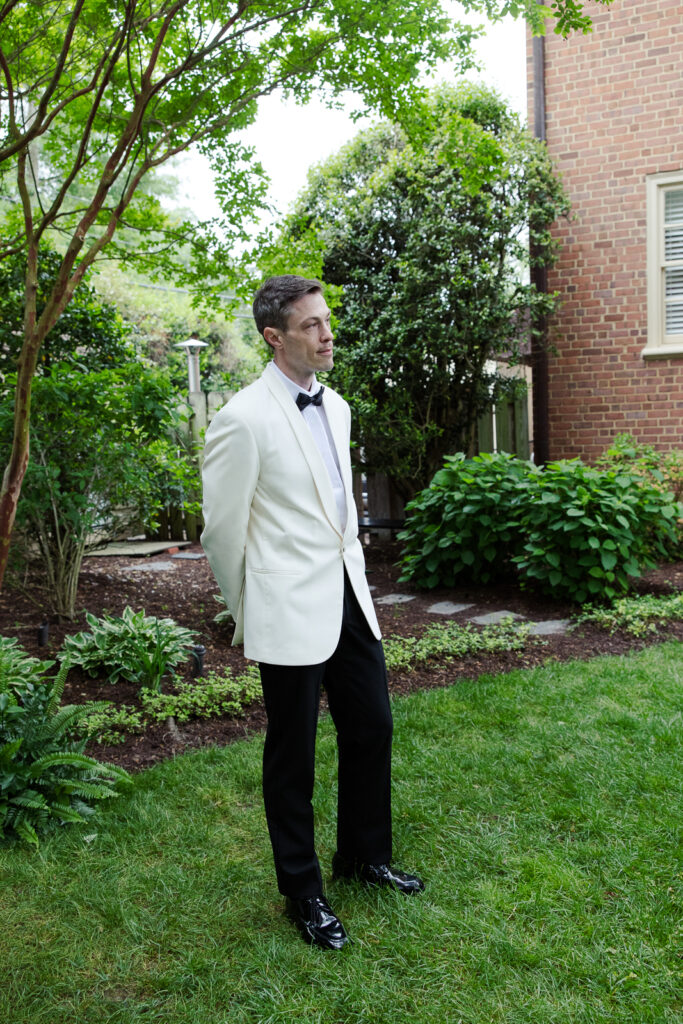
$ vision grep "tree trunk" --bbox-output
[0,442,29,592]
[0,339,43,593]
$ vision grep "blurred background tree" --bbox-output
[263,84,568,502]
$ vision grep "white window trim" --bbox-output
[644,170,683,358]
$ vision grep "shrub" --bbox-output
[597,433,683,531]
[0,363,198,620]
[398,452,682,603]
[398,452,531,588]
[61,607,198,692]
[0,658,130,847]
[514,460,680,603]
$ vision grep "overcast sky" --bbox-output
[179,11,526,225]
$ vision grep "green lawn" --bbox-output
[1,642,681,1024]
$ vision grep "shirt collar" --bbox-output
[270,359,319,403]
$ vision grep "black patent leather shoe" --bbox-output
[332,852,425,894]
[284,894,349,950]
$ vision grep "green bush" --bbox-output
[597,433,683,513]
[398,451,682,603]
[515,460,680,603]
[61,607,198,692]
[0,657,130,847]
[398,452,531,588]
[0,362,199,620]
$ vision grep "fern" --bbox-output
[0,652,131,846]
[46,659,69,716]
[14,818,40,848]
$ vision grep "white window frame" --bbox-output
[645,170,683,358]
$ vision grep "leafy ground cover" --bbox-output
[0,541,682,771]
[0,641,681,1023]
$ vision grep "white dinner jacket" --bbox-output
[200,362,381,665]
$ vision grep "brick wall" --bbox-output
[528,0,683,461]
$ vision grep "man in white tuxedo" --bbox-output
[201,275,424,949]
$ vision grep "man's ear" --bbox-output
[263,326,281,351]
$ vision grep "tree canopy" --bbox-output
[0,0,464,588]
[265,84,569,500]
[0,0,614,588]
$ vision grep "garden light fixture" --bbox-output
[175,338,208,394]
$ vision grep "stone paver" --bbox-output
[171,551,206,560]
[470,610,524,626]
[121,560,176,572]
[526,619,571,636]
[85,540,191,557]
[427,601,474,615]
[374,593,416,606]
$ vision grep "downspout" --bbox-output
[530,27,550,465]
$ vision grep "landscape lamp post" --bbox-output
[175,338,208,394]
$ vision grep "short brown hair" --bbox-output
[252,275,323,338]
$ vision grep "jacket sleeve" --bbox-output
[200,404,260,629]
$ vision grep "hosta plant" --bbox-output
[61,607,198,692]
[0,635,54,697]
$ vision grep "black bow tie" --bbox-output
[296,387,324,411]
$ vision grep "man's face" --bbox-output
[266,290,334,389]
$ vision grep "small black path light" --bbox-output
[37,620,49,647]
[191,644,207,678]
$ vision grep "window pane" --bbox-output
[665,189,683,223]
[665,301,683,334]
[665,267,683,296]
[664,225,683,261]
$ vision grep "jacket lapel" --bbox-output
[322,393,356,539]
[263,364,343,536]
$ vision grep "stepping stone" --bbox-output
[527,619,571,636]
[470,610,524,626]
[122,560,176,572]
[427,601,474,615]
[171,551,206,560]
[85,540,191,557]
[375,593,416,605]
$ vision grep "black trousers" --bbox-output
[258,573,393,898]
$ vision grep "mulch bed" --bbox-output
[1,540,682,773]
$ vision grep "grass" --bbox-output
[1,642,681,1023]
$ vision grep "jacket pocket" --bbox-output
[250,567,302,576]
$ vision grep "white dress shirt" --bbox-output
[270,360,347,532]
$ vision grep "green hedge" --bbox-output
[398,452,682,603]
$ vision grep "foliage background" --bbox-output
[263,84,568,500]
